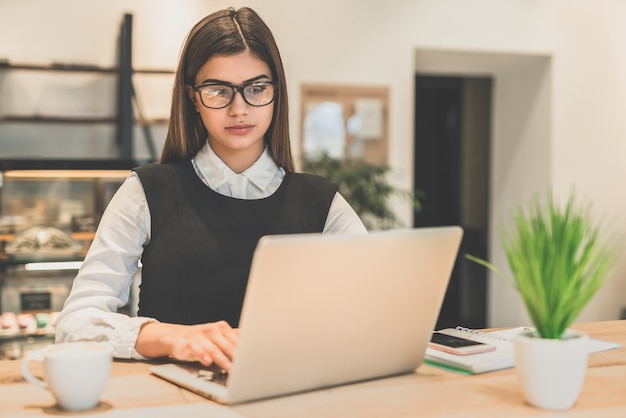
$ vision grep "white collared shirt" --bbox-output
[55,143,366,359]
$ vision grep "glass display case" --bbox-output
[0,159,139,357]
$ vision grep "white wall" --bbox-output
[2,0,626,327]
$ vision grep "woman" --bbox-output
[55,7,366,372]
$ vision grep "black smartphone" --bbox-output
[428,332,496,355]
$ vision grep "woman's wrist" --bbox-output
[135,321,180,359]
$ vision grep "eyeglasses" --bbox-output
[192,81,278,109]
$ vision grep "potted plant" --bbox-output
[301,153,422,230]
[466,191,619,410]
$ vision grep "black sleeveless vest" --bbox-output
[134,160,338,327]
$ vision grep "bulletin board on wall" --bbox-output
[300,84,389,165]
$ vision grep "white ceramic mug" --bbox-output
[21,341,113,411]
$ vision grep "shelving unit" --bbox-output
[0,15,159,352]
[0,13,173,162]
[0,62,171,127]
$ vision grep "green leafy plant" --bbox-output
[466,191,618,339]
[301,153,422,230]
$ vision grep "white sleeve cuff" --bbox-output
[56,311,158,360]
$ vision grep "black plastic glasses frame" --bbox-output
[192,81,278,109]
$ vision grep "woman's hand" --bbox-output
[136,321,239,372]
[169,321,239,370]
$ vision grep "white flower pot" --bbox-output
[514,329,588,411]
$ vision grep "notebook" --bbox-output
[424,327,525,375]
[424,326,622,375]
[150,226,463,404]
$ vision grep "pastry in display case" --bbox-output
[0,159,138,358]
[5,226,84,260]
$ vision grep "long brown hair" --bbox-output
[160,7,294,171]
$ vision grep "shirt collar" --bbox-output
[193,141,282,192]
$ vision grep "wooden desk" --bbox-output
[2,320,626,417]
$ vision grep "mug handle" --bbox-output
[21,349,48,389]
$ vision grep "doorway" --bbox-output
[413,75,492,329]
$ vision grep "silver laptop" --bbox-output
[150,226,463,404]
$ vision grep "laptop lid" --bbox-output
[151,226,463,404]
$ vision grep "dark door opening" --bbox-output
[414,75,491,329]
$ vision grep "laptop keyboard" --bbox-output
[150,363,231,401]
[196,368,229,386]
